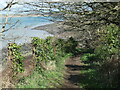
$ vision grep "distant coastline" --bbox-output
[0,14,49,17]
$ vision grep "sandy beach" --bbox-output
[32,21,65,35]
[32,21,83,40]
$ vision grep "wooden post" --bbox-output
[32,44,36,59]
[32,44,36,67]
[8,43,12,60]
[7,43,13,69]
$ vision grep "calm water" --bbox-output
[0,16,55,50]
[0,16,55,70]
[0,16,54,29]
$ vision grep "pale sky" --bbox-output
[0,0,60,4]
[0,0,61,12]
[0,0,60,9]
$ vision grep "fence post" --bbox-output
[32,43,36,66]
[8,43,13,68]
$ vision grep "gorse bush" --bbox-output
[8,43,24,73]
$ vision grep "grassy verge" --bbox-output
[78,48,106,88]
[16,54,71,88]
[79,68,104,88]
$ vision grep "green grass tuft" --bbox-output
[16,54,71,88]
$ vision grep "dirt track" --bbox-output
[62,55,85,89]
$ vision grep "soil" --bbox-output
[61,55,85,89]
[1,55,35,88]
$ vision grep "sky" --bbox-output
[0,0,61,8]
[0,0,61,15]
[1,0,118,11]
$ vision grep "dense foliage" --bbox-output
[49,2,120,48]
[80,24,120,88]
[8,43,24,74]
[32,37,63,69]
[95,24,120,87]
[32,36,78,69]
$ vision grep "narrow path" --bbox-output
[62,55,85,89]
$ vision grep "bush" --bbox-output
[94,24,120,87]
[8,43,25,73]
[63,37,78,54]
[95,24,120,61]
[81,53,97,62]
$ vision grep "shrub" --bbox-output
[81,53,97,62]
[94,24,120,87]
[63,37,78,54]
[8,43,25,73]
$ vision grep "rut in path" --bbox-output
[62,55,85,89]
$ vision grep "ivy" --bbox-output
[32,37,58,67]
[32,37,76,68]
[8,43,25,73]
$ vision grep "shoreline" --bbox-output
[32,21,65,35]
[32,21,81,40]
[0,14,49,18]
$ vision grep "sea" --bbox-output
[0,16,59,71]
[0,16,57,50]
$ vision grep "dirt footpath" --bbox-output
[62,55,85,89]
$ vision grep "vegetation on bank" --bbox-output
[79,24,120,88]
[16,54,70,88]
[7,37,76,88]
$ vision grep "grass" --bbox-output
[79,49,108,89]
[16,54,71,88]
[79,68,103,88]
